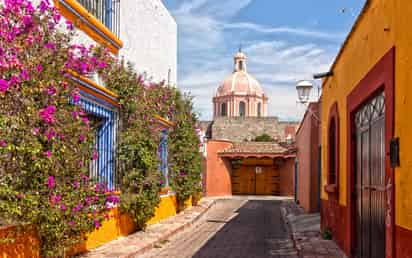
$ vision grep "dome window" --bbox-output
[221,103,227,117]
[239,101,246,117]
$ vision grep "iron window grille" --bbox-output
[77,0,120,38]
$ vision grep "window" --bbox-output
[239,101,246,117]
[77,0,120,37]
[239,60,244,70]
[158,130,169,187]
[328,118,337,184]
[257,103,262,117]
[221,103,227,117]
[78,97,118,190]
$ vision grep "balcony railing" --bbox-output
[77,0,120,38]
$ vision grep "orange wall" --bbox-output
[0,226,39,258]
[204,140,233,196]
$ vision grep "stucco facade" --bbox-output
[119,0,177,85]
[320,1,412,257]
[295,103,320,213]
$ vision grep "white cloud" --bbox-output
[223,22,345,41]
[168,1,340,120]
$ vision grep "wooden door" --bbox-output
[232,166,255,195]
[355,92,385,258]
[255,166,279,195]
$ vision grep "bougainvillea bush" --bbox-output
[0,0,203,256]
[100,59,202,226]
[168,92,202,206]
[0,0,117,256]
[99,61,178,229]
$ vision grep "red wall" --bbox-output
[204,140,233,196]
[295,102,320,213]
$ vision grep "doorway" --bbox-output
[354,92,385,258]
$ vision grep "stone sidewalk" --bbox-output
[78,198,216,258]
[281,201,347,258]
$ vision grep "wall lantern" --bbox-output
[296,80,313,103]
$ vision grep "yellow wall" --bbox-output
[0,194,193,257]
[321,0,412,231]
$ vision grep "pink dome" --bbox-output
[216,71,265,97]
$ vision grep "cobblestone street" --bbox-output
[140,197,298,258]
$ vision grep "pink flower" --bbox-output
[20,69,30,81]
[82,116,89,126]
[45,128,56,141]
[39,105,56,124]
[17,193,23,200]
[32,128,40,136]
[94,219,101,229]
[80,173,89,181]
[65,20,74,30]
[22,15,32,26]
[46,86,56,95]
[98,62,107,69]
[50,194,61,205]
[73,181,80,189]
[47,176,55,188]
[45,42,56,51]
[44,150,52,158]
[39,0,49,13]
[0,139,7,147]
[92,150,99,161]
[68,221,75,227]
[60,204,67,211]
[9,76,20,86]
[71,89,80,103]
[72,203,83,213]
[0,79,10,93]
[79,134,86,142]
[72,111,79,119]
[106,195,120,204]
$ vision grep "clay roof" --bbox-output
[219,142,293,158]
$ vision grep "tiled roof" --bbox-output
[219,142,288,155]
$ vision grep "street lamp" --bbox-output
[296,80,320,122]
[296,80,313,104]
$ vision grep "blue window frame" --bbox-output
[77,92,118,190]
[158,129,169,187]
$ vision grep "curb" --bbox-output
[124,199,216,258]
[280,203,302,257]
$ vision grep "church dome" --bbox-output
[213,48,268,118]
[215,49,265,97]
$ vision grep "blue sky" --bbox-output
[163,0,366,121]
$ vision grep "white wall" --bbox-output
[119,0,177,86]
[34,0,177,87]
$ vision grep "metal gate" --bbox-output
[354,92,386,258]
